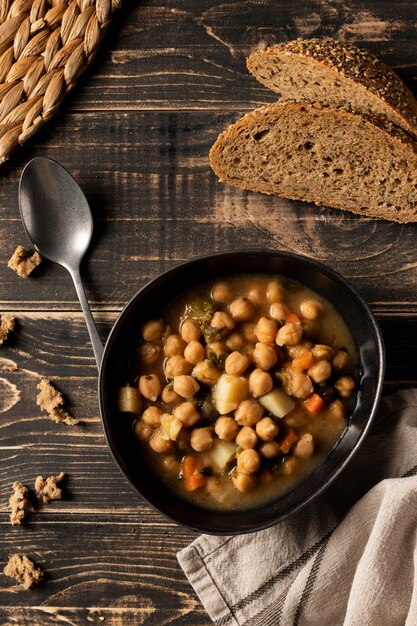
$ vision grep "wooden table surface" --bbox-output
[2,2,417,624]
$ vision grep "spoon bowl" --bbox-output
[19,157,103,367]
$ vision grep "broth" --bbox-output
[118,274,357,511]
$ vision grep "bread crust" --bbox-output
[247,38,417,138]
[210,101,417,223]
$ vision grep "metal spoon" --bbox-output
[19,157,104,369]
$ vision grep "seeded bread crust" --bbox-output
[209,101,417,223]
[247,38,417,138]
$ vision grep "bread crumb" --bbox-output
[9,482,32,526]
[36,379,78,426]
[35,472,65,503]
[2,360,18,371]
[8,245,42,278]
[0,314,15,346]
[3,554,43,589]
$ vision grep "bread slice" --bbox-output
[247,38,417,139]
[209,101,417,223]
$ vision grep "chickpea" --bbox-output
[259,440,281,458]
[134,420,153,440]
[184,340,205,365]
[192,359,221,385]
[276,323,303,347]
[252,342,277,370]
[161,384,182,405]
[236,426,258,449]
[165,355,193,378]
[232,472,256,493]
[291,372,313,399]
[181,318,201,343]
[247,286,266,307]
[190,427,213,452]
[226,332,244,351]
[229,297,255,322]
[335,376,355,398]
[256,417,279,442]
[211,311,235,331]
[328,399,346,420]
[235,399,263,426]
[332,350,351,371]
[162,454,180,473]
[139,374,162,401]
[173,401,200,427]
[149,429,174,453]
[237,448,261,474]
[164,334,186,357]
[311,344,335,361]
[308,360,332,383]
[212,282,233,303]
[139,342,161,364]
[225,351,249,376]
[280,456,299,476]
[270,302,290,321]
[255,317,278,344]
[249,368,273,397]
[300,299,324,320]
[173,375,200,398]
[142,405,163,427]
[215,416,239,441]
[142,319,165,342]
[294,433,314,459]
[267,279,285,303]
[287,340,313,359]
[242,322,257,343]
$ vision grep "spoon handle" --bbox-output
[69,267,104,370]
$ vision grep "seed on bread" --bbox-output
[247,38,417,138]
[210,101,417,223]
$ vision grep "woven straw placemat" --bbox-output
[0,0,121,164]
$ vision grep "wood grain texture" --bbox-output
[0,111,417,309]
[68,1,417,111]
[2,1,417,624]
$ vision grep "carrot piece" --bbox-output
[182,455,199,477]
[304,393,325,415]
[279,428,300,454]
[182,456,206,492]
[286,312,301,324]
[292,351,314,372]
[184,474,206,492]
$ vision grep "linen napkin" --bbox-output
[177,389,417,626]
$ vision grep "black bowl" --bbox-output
[98,250,385,535]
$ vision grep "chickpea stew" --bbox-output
[118,274,357,510]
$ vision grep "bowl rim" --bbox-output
[98,248,385,534]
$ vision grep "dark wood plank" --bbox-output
[2,1,417,623]
[1,111,417,310]
[0,515,210,626]
[0,313,415,523]
[66,1,417,112]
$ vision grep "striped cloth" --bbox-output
[177,389,417,626]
